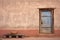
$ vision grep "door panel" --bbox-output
[41,17,52,27]
[40,28,51,33]
[40,10,52,33]
[41,11,52,16]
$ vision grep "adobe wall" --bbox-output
[0,0,60,37]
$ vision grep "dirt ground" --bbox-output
[1,37,60,40]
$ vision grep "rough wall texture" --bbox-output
[0,0,39,30]
[0,0,60,37]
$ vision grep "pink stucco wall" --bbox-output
[0,0,60,37]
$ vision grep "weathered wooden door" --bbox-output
[39,9,54,33]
